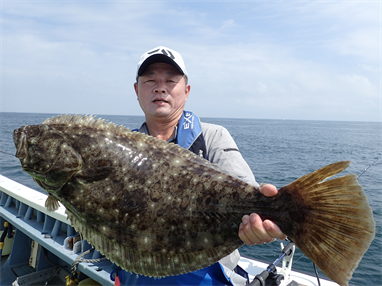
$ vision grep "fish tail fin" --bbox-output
[280,161,375,286]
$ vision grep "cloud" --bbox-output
[1,1,380,122]
[220,19,237,29]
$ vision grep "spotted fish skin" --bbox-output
[13,115,259,276]
[13,115,375,286]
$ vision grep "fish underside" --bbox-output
[13,115,375,286]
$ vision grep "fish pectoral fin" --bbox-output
[45,195,60,211]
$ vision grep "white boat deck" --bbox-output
[238,256,339,286]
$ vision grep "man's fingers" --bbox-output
[239,223,257,245]
[259,184,278,197]
[263,220,287,240]
[239,215,260,245]
[238,185,287,244]
[239,214,274,245]
[249,213,274,243]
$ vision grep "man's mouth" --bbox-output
[153,99,168,103]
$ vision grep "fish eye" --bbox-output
[41,125,50,131]
[27,137,36,146]
[24,125,46,146]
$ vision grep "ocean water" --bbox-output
[1,112,381,286]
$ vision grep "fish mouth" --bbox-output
[34,178,63,191]
[14,129,28,160]
[23,169,51,185]
[23,168,67,191]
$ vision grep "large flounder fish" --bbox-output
[13,114,375,286]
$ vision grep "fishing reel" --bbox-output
[248,241,298,286]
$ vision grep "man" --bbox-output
[120,46,286,285]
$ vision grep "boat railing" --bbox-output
[0,175,115,285]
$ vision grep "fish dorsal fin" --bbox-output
[45,195,60,212]
[42,114,131,136]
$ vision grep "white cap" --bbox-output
[136,46,188,80]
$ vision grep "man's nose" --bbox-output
[154,81,166,93]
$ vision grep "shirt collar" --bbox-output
[138,122,178,143]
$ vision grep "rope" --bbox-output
[70,247,108,279]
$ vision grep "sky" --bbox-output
[1,0,381,122]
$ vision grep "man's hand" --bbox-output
[238,184,287,245]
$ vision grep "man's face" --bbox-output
[134,62,190,122]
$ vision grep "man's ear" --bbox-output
[185,84,191,102]
[134,82,139,98]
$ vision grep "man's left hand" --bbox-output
[238,184,287,245]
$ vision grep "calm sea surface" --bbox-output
[1,112,381,285]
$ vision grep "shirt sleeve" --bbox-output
[201,122,259,188]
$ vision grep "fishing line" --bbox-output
[293,253,305,264]
[0,150,15,157]
[357,156,381,179]
[313,263,321,286]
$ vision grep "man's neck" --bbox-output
[145,118,179,141]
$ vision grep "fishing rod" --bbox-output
[248,241,295,286]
